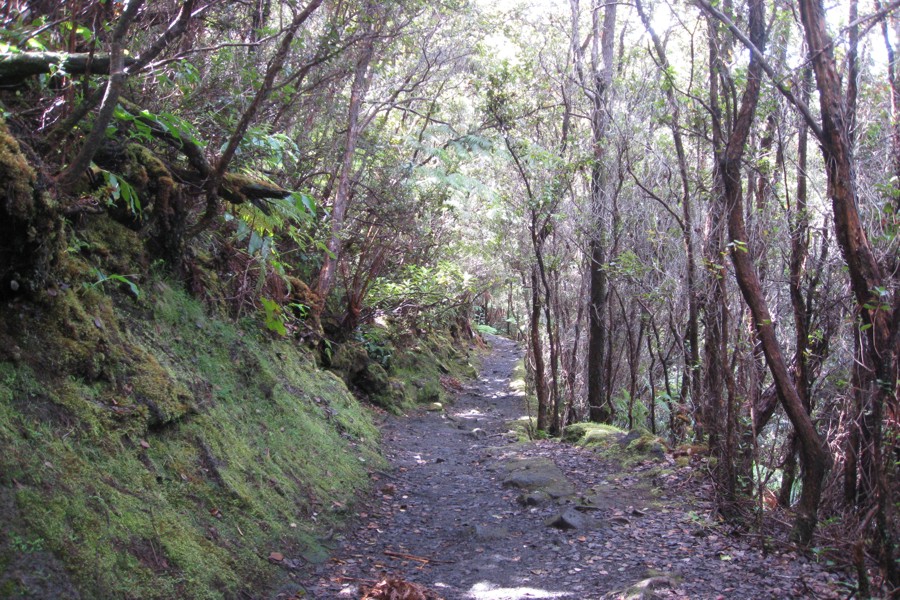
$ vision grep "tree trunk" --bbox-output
[715,0,828,543]
[56,0,145,191]
[635,0,701,426]
[314,33,376,307]
[531,267,551,431]
[797,0,898,577]
[0,52,138,83]
[582,0,617,424]
[701,9,730,449]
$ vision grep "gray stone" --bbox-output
[621,576,676,600]
[545,508,587,530]
[473,524,510,541]
[517,490,550,506]
[499,456,576,498]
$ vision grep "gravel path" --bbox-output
[304,335,847,599]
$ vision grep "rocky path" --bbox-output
[303,336,847,599]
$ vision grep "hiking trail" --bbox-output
[303,335,845,599]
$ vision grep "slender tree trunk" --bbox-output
[636,0,701,424]
[531,266,551,431]
[565,281,585,425]
[715,0,829,543]
[647,330,657,434]
[702,9,730,449]
[56,0,144,191]
[315,33,376,306]
[532,218,562,434]
[781,66,813,510]
[587,234,611,422]
[778,433,799,507]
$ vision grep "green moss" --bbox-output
[328,323,481,415]
[390,333,479,407]
[79,213,149,275]
[0,271,382,599]
[510,358,527,393]
[562,422,625,446]
[0,116,63,296]
[0,118,38,219]
[561,423,667,468]
[626,431,666,455]
[506,416,537,442]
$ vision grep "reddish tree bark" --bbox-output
[706,0,830,543]
[797,0,898,580]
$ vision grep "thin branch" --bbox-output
[56,0,145,190]
[215,0,324,178]
[127,0,196,74]
[694,0,824,140]
[625,162,686,231]
[146,38,277,70]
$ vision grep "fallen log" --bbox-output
[0,52,137,84]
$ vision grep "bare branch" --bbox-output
[693,0,824,140]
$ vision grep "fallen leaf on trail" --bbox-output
[360,575,443,600]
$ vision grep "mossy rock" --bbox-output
[327,342,369,383]
[356,362,390,395]
[78,213,149,276]
[415,379,443,404]
[358,364,406,413]
[621,429,667,459]
[562,422,625,447]
[505,416,536,442]
[128,351,194,427]
[562,423,667,464]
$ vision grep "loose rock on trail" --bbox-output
[303,335,846,599]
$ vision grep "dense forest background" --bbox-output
[0,0,897,595]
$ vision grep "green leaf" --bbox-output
[260,298,287,336]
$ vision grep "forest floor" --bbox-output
[299,336,849,600]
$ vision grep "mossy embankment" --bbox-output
[324,320,481,415]
[0,213,480,599]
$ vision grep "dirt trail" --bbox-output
[304,335,845,599]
